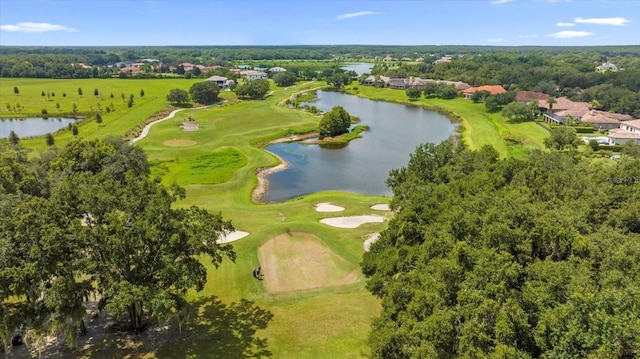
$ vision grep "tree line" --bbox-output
[362,140,640,358]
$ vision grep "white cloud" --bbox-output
[0,22,77,33]
[546,30,594,38]
[518,34,539,38]
[574,17,630,26]
[491,0,515,4]
[556,22,575,27]
[487,38,504,43]
[336,11,380,20]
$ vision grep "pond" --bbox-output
[0,117,79,138]
[341,62,374,76]
[263,91,457,202]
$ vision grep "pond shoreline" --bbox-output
[252,132,318,203]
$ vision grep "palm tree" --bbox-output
[546,97,557,112]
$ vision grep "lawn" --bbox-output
[0,78,201,151]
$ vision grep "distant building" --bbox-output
[241,70,267,81]
[462,85,506,99]
[268,67,287,73]
[206,75,231,89]
[596,62,618,72]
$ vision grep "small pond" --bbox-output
[341,62,374,76]
[0,117,79,138]
[263,91,457,202]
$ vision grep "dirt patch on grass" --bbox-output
[257,232,360,293]
[163,139,197,147]
[180,122,199,131]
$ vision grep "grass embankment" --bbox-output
[346,85,549,158]
[0,78,201,151]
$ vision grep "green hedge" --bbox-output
[549,125,596,133]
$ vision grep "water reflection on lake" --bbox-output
[0,117,79,138]
[341,62,374,76]
[263,91,457,202]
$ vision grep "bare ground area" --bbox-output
[257,232,360,293]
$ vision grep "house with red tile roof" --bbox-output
[463,85,506,99]
[516,91,549,104]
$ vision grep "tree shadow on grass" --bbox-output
[155,296,274,359]
[16,296,274,359]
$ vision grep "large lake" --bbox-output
[263,91,457,202]
[0,117,78,138]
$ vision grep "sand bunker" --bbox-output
[163,139,197,147]
[363,233,380,252]
[180,122,199,131]
[371,204,390,211]
[258,232,360,293]
[320,215,385,228]
[315,203,345,212]
[217,231,250,243]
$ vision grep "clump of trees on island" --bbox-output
[362,140,640,358]
[0,137,235,352]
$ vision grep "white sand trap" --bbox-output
[217,231,249,243]
[315,203,345,212]
[320,215,384,229]
[371,204,390,211]
[363,233,380,252]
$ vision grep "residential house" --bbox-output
[579,110,623,130]
[608,119,640,145]
[415,57,425,62]
[269,67,287,73]
[387,78,409,90]
[462,85,506,99]
[596,62,618,72]
[401,57,412,62]
[434,56,452,64]
[206,75,231,89]
[516,91,549,105]
[382,55,393,62]
[362,75,390,86]
[242,70,267,81]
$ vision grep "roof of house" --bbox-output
[463,85,506,95]
[621,119,640,129]
[241,70,267,76]
[516,91,550,102]
[579,110,622,124]
[608,128,640,139]
[269,67,286,72]
[540,97,591,113]
[206,75,228,82]
[555,109,590,118]
[606,112,634,121]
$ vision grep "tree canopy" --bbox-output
[189,81,220,105]
[0,138,235,353]
[318,106,352,137]
[362,140,640,358]
[272,71,297,87]
[166,88,190,104]
[234,79,270,99]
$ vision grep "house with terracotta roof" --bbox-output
[516,91,549,105]
[579,110,624,130]
[462,85,506,99]
[608,119,640,145]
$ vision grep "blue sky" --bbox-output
[0,0,638,46]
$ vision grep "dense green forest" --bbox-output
[0,137,235,350]
[362,141,640,358]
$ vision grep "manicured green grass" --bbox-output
[0,78,201,151]
[347,85,549,158]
